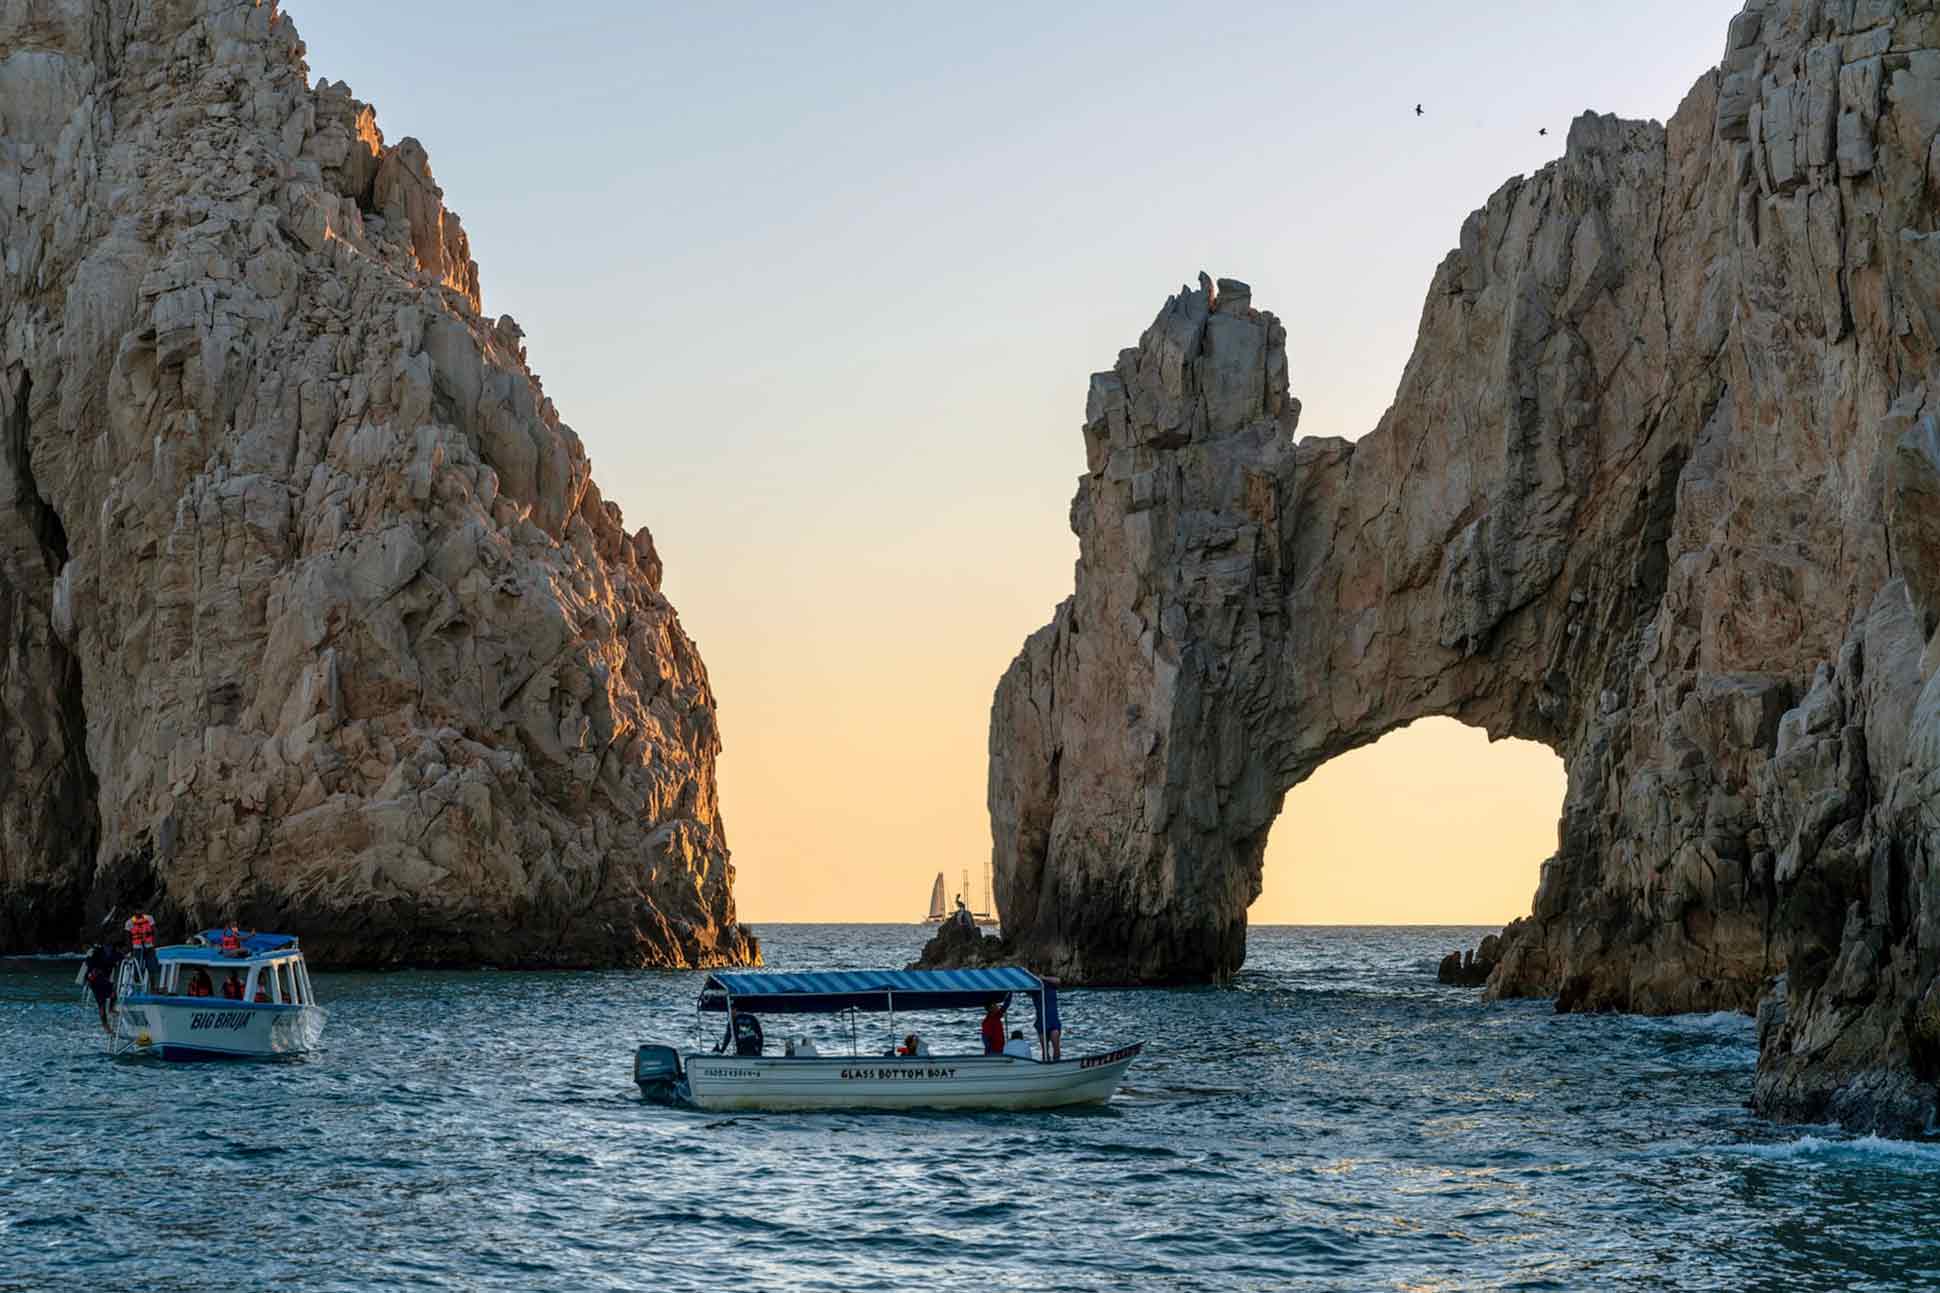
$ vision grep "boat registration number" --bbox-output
[839,1067,959,1081]
[189,1011,251,1031]
[1080,1044,1140,1069]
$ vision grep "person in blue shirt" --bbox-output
[1036,977,1062,1061]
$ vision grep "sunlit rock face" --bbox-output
[990,2,1940,1131]
[0,0,754,968]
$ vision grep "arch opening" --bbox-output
[1254,718,1565,927]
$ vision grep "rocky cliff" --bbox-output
[989,0,1940,1132]
[0,0,754,967]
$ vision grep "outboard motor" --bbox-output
[634,1044,685,1104]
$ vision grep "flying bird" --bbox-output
[1539,127,1548,136]
[1415,104,1423,116]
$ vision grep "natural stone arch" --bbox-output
[989,3,1940,1137]
[990,105,1746,992]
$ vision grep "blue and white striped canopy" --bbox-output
[699,967,1042,1014]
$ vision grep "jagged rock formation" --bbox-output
[910,918,1015,972]
[989,2,1940,1132]
[0,0,754,967]
[1437,936,1501,989]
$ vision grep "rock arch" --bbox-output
[990,3,1940,1133]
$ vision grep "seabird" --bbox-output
[1415,104,1423,116]
[1539,127,1548,136]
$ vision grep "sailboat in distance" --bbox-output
[923,872,947,924]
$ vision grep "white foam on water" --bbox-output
[1732,1133,1940,1168]
[1653,1010,1756,1036]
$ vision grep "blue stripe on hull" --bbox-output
[154,1044,268,1061]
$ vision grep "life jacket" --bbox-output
[187,977,212,998]
[219,927,242,955]
[220,977,244,1000]
[125,914,156,949]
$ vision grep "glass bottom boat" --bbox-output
[634,967,1142,1112]
[111,931,326,1060]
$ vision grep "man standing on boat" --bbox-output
[981,999,1007,1055]
[124,912,159,988]
[1036,977,1063,1061]
[717,1007,764,1057]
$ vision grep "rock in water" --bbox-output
[1438,935,1500,988]
[988,8,1940,1133]
[0,2,754,969]
[911,918,1017,972]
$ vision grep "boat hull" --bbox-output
[113,996,327,1059]
[680,1044,1142,1111]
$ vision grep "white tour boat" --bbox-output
[111,930,326,1059]
[634,967,1142,1112]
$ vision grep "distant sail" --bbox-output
[926,872,946,922]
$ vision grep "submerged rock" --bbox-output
[988,5,1940,1133]
[0,1,753,968]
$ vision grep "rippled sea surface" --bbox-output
[5,924,1939,1291]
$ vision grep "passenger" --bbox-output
[254,978,272,1003]
[716,1008,764,1057]
[897,1033,931,1057]
[981,999,1006,1055]
[1003,1028,1035,1059]
[186,967,214,998]
[220,969,245,1001]
[1037,976,1063,1061]
[81,941,123,1035]
[124,912,159,987]
[218,925,244,956]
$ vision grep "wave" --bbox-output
[1650,1011,1755,1036]
[1731,1133,1940,1168]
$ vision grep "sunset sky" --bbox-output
[297,1,1735,925]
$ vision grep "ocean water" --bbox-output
[3,924,1936,1291]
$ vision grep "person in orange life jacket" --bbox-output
[254,980,272,1003]
[185,967,214,998]
[220,969,245,1001]
[981,999,1006,1055]
[219,925,243,956]
[717,1008,763,1056]
[125,912,160,986]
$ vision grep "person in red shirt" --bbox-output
[980,1000,1006,1055]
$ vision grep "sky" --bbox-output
[294,1,1737,925]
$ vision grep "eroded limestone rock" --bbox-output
[0,0,753,968]
[988,2,1940,1131]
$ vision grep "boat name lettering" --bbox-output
[839,1067,959,1081]
[190,1010,250,1031]
[1080,1045,1141,1070]
[715,1068,759,1078]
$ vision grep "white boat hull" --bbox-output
[681,1044,1142,1111]
[113,996,326,1059]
